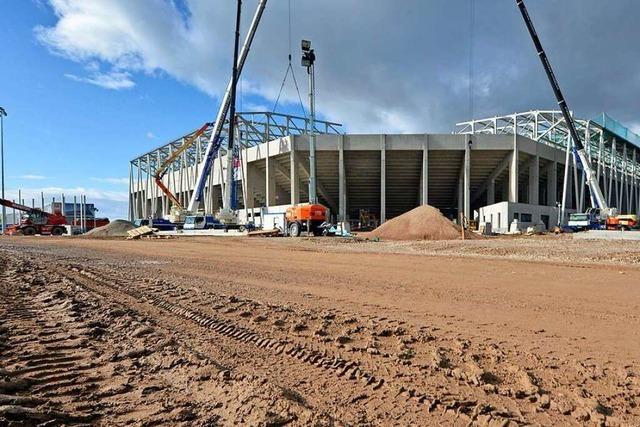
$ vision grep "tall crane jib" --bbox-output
[186,0,268,215]
[515,0,614,219]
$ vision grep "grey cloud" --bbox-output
[37,0,640,133]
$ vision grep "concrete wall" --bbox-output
[132,133,609,226]
[478,201,574,233]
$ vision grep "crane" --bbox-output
[0,198,67,236]
[515,0,616,223]
[186,0,267,223]
[153,122,212,223]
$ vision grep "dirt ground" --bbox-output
[1,234,639,426]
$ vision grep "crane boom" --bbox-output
[0,198,46,215]
[154,122,212,209]
[515,0,609,212]
[187,0,267,213]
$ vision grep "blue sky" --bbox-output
[1,0,639,219]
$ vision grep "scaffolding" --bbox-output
[129,112,342,220]
[456,110,640,214]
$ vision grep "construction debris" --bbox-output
[126,225,157,240]
[247,229,281,238]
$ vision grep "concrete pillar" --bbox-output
[265,140,276,206]
[290,137,300,205]
[421,136,429,205]
[458,166,464,218]
[245,162,261,210]
[380,135,386,223]
[487,179,495,205]
[509,135,519,203]
[212,185,221,212]
[528,155,540,205]
[566,169,573,210]
[546,161,557,207]
[338,135,347,222]
[464,139,471,218]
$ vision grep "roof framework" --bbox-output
[456,110,640,179]
[131,111,342,175]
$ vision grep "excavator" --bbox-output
[0,198,67,236]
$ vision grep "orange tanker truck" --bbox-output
[285,203,328,237]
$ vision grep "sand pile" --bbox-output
[85,220,136,238]
[362,205,476,241]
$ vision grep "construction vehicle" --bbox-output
[0,198,67,236]
[153,122,212,224]
[285,203,328,237]
[567,208,606,231]
[185,0,266,226]
[133,218,177,231]
[515,0,634,229]
[183,213,254,232]
[183,214,223,230]
[354,209,378,232]
[606,214,638,231]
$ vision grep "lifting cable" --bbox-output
[272,0,307,118]
[468,0,475,121]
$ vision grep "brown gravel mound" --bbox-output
[361,205,475,241]
[85,219,135,237]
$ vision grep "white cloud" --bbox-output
[146,131,156,139]
[90,177,129,185]
[34,1,640,134]
[16,174,48,180]
[65,70,135,90]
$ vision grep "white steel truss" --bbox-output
[456,110,640,214]
[129,111,341,220]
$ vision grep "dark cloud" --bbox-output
[38,0,640,133]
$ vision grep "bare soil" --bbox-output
[359,204,476,240]
[1,235,639,426]
[85,219,135,237]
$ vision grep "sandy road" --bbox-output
[2,235,640,425]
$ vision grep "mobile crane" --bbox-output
[146,0,266,229]
[185,0,267,225]
[153,122,212,224]
[515,0,618,229]
[0,198,67,236]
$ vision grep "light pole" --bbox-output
[301,40,317,204]
[0,106,7,235]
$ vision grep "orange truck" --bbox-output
[606,214,638,231]
[285,203,328,237]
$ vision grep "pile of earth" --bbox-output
[360,205,479,241]
[85,219,136,238]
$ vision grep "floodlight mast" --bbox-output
[187,0,267,214]
[515,0,609,212]
[301,40,317,204]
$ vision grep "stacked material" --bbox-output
[85,220,136,237]
[363,205,475,241]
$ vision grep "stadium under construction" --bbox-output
[129,109,640,233]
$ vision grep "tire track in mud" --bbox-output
[0,258,99,426]
[55,262,520,426]
[5,243,636,425]
[1,251,336,426]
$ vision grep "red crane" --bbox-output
[0,198,67,236]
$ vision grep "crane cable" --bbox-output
[272,0,307,118]
[469,0,475,121]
